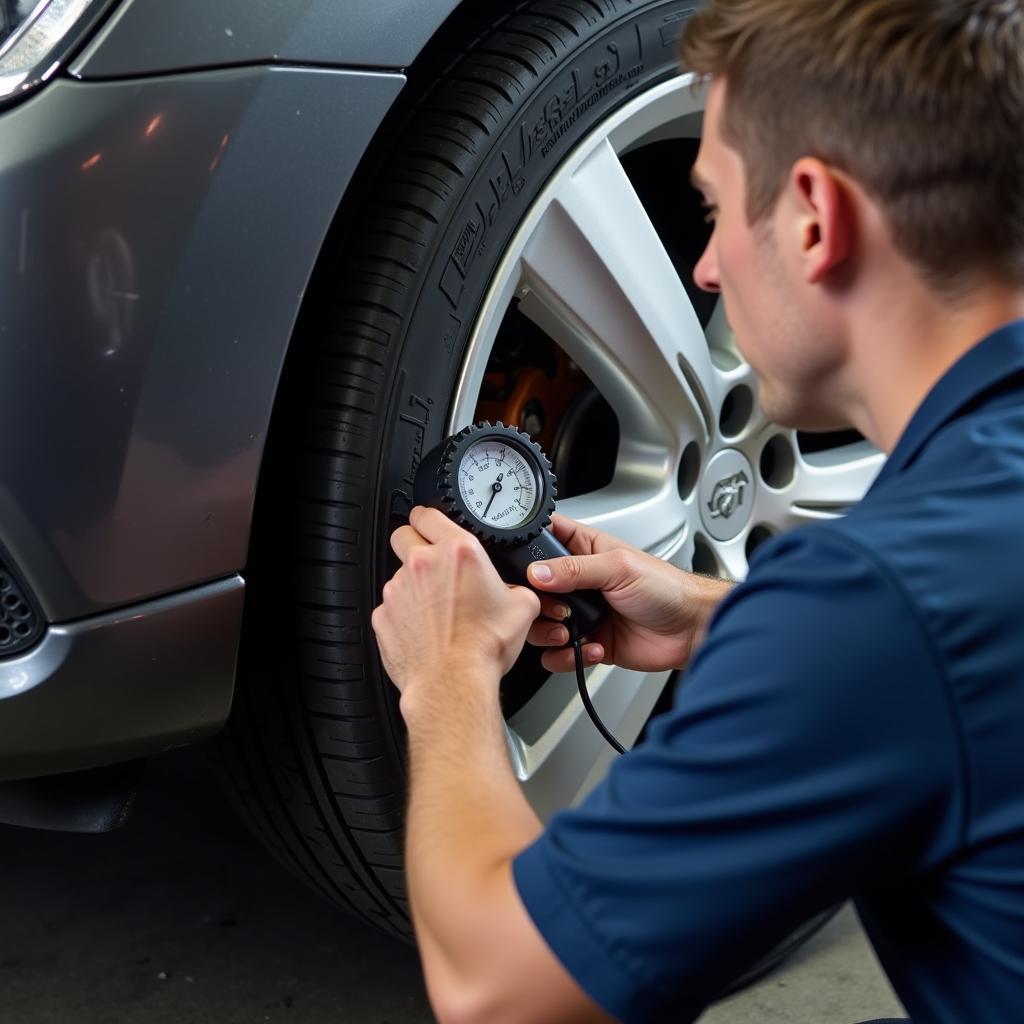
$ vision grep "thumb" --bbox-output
[527,551,626,595]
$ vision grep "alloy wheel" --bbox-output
[449,75,884,819]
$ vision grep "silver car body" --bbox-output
[0,0,461,779]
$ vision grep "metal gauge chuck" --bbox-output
[414,422,607,641]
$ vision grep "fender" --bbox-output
[70,0,465,78]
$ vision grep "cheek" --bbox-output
[717,219,758,293]
[715,227,760,332]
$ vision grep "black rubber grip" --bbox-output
[489,529,608,641]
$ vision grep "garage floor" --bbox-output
[0,749,906,1024]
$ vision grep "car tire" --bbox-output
[219,0,695,940]
[219,0,856,992]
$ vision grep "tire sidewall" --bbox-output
[376,1,701,548]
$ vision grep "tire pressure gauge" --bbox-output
[414,422,607,640]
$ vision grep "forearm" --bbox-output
[401,668,543,983]
[686,571,734,658]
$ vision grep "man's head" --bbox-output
[679,0,1024,431]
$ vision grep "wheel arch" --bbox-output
[70,0,470,80]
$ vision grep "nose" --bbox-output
[693,238,720,293]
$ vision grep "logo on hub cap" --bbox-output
[699,449,756,543]
[707,471,749,520]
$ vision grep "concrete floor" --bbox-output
[0,749,906,1024]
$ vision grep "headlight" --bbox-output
[0,0,111,102]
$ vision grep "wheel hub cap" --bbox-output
[700,449,755,542]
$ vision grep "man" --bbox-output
[371,1,1024,1021]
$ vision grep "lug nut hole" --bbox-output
[692,535,721,577]
[760,435,796,489]
[719,385,755,439]
[677,441,701,500]
[745,524,775,562]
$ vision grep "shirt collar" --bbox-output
[870,319,1024,491]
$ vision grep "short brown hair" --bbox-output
[679,0,1024,295]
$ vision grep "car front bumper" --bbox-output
[0,576,243,781]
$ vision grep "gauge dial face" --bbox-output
[457,439,541,530]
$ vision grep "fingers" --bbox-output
[549,513,646,559]
[547,513,598,555]
[527,548,629,595]
[527,619,570,649]
[392,509,486,568]
[390,524,430,563]
[537,594,573,622]
[525,595,574,648]
[540,642,605,674]
[409,505,478,544]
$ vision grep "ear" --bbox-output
[787,158,854,285]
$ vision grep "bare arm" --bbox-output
[372,508,614,1024]
[401,667,614,1024]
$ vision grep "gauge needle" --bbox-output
[483,473,504,518]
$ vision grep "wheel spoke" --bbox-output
[669,497,699,571]
[791,442,884,515]
[506,665,669,817]
[558,482,688,559]
[754,440,884,530]
[714,533,750,582]
[705,297,734,356]
[518,138,716,446]
[703,301,777,438]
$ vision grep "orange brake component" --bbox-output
[474,350,588,453]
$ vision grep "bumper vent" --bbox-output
[0,556,43,658]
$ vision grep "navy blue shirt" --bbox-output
[513,321,1024,1023]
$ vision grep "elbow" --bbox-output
[431,994,479,1024]
[427,973,516,1024]
[428,979,487,1024]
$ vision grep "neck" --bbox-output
[841,276,1024,453]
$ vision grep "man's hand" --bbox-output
[526,514,733,674]
[372,506,540,704]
